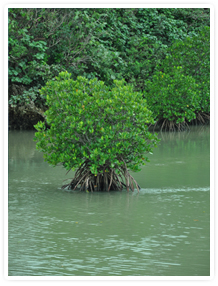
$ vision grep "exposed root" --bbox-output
[154,118,190,132]
[151,112,210,132]
[61,160,141,193]
[195,112,210,124]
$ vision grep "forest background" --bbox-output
[8,8,210,130]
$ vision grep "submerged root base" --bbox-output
[153,119,189,132]
[152,113,210,132]
[193,112,210,125]
[61,161,141,193]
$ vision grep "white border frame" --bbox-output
[3,1,215,284]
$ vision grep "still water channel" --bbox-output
[8,126,210,276]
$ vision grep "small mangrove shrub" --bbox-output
[34,71,159,192]
[145,66,200,131]
[159,26,210,122]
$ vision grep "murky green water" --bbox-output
[8,126,210,276]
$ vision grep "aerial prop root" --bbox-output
[159,118,190,132]
[61,161,141,192]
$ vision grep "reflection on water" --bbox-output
[8,126,210,276]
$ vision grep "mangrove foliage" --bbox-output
[34,72,159,191]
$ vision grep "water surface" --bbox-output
[8,126,210,276]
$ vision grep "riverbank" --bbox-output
[8,104,210,131]
[9,105,45,130]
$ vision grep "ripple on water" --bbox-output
[139,187,210,195]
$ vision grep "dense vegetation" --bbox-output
[8,8,210,130]
[34,72,159,191]
[144,26,210,130]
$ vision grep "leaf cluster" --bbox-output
[163,26,210,113]
[145,66,200,124]
[145,26,210,125]
[34,72,159,174]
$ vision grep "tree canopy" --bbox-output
[34,72,159,191]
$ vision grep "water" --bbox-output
[8,126,210,276]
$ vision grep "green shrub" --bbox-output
[34,71,159,192]
[163,26,210,116]
[145,66,200,131]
